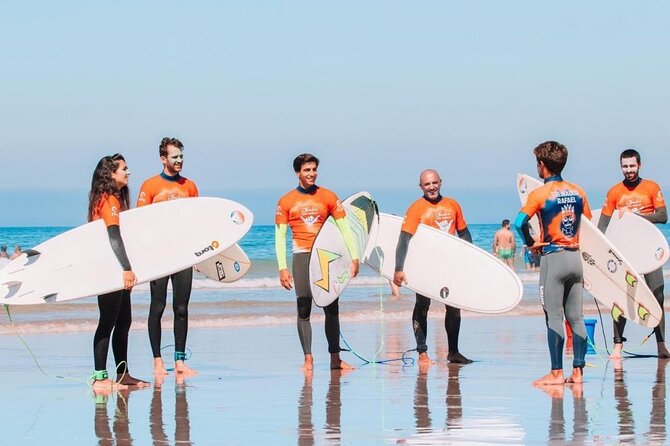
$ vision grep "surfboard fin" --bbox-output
[1,281,22,299]
[42,293,58,303]
[637,304,650,321]
[23,249,42,266]
[611,304,624,322]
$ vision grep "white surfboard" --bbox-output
[308,191,378,307]
[363,213,523,313]
[590,209,668,274]
[516,174,662,327]
[0,197,253,305]
[196,243,251,283]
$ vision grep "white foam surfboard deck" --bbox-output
[0,197,253,305]
[590,209,668,274]
[308,191,378,307]
[196,243,251,283]
[516,174,661,327]
[363,213,523,313]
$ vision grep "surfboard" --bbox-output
[590,209,668,274]
[195,243,251,283]
[363,213,523,313]
[308,191,378,307]
[516,174,662,327]
[0,197,253,305]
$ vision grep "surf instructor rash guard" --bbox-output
[601,178,666,222]
[136,172,198,206]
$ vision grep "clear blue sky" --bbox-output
[2,1,669,225]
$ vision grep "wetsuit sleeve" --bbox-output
[597,213,611,233]
[334,217,359,260]
[136,180,152,207]
[514,212,534,247]
[106,225,132,271]
[581,192,592,220]
[601,187,617,217]
[395,231,413,272]
[275,223,289,271]
[641,205,668,224]
[457,226,472,243]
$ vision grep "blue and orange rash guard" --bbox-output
[401,196,467,235]
[518,176,592,254]
[601,179,665,217]
[136,172,198,207]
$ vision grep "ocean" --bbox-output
[1,224,669,334]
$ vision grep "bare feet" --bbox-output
[448,352,473,364]
[330,353,355,370]
[534,383,565,398]
[565,367,583,384]
[154,373,165,388]
[609,343,623,359]
[533,370,565,386]
[301,354,314,372]
[153,358,169,376]
[116,374,150,388]
[92,379,128,394]
[657,342,670,359]
[417,352,435,369]
[175,360,198,376]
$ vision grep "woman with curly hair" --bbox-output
[89,153,149,391]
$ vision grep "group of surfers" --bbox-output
[89,139,667,392]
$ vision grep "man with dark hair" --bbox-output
[597,148,669,359]
[137,137,199,377]
[493,219,516,269]
[393,169,473,365]
[516,141,592,385]
[275,153,360,371]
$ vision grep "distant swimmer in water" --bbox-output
[393,169,473,366]
[275,153,360,371]
[89,153,149,392]
[137,137,199,378]
[516,141,592,386]
[597,148,669,359]
[493,219,516,270]
[10,244,22,260]
[0,245,8,259]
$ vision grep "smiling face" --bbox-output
[620,156,640,182]
[296,161,318,189]
[111,159,130,189]
[161,144,184,176]
[419,170,442,200]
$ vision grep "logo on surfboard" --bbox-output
[230,211,245,225]
[313,248,342,292]
[194,240,220,257]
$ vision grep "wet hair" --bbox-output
[502,219,510,227]
[620,148,641,164]
[533,141,568,175]
[293,153,319,172]
[159,137,184,157]
[88,154,130,222]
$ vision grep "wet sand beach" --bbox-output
[1,309,668,445]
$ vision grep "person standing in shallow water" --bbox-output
[597,148,669,359]
[89,153,149,392]
[516,141,592,386]
[275,153,360,371]
[493,219,516,270]
[393,169,473,366]
[137,137,199,378]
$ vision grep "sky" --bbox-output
[2,1,669,226]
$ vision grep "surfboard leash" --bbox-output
[592,298,659,358]
[3,304,92,386]
[160,345,193,371]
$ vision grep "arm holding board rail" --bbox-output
[334,216,360,278]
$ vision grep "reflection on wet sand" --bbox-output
[536,382,589,444]
[150,377,192,446]
[613,359,635,443]
[94,389,134,446]
[646,359,667,444]
[298,370,348,446]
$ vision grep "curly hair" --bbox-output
[533,141,568,175]
[159,137,184,157]
[88,154,130,222]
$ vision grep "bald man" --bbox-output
[393,169,473,365]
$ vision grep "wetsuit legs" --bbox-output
[613,267,665,343]
[148,276,169,358]
[413,294,431,353]
[444,305,462,354]
[148,267,193,357]
[296,297,313,355]
[94,289,131,373]
[323,299,341,354]
[172,267,193,353]
[540,250,585,370]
